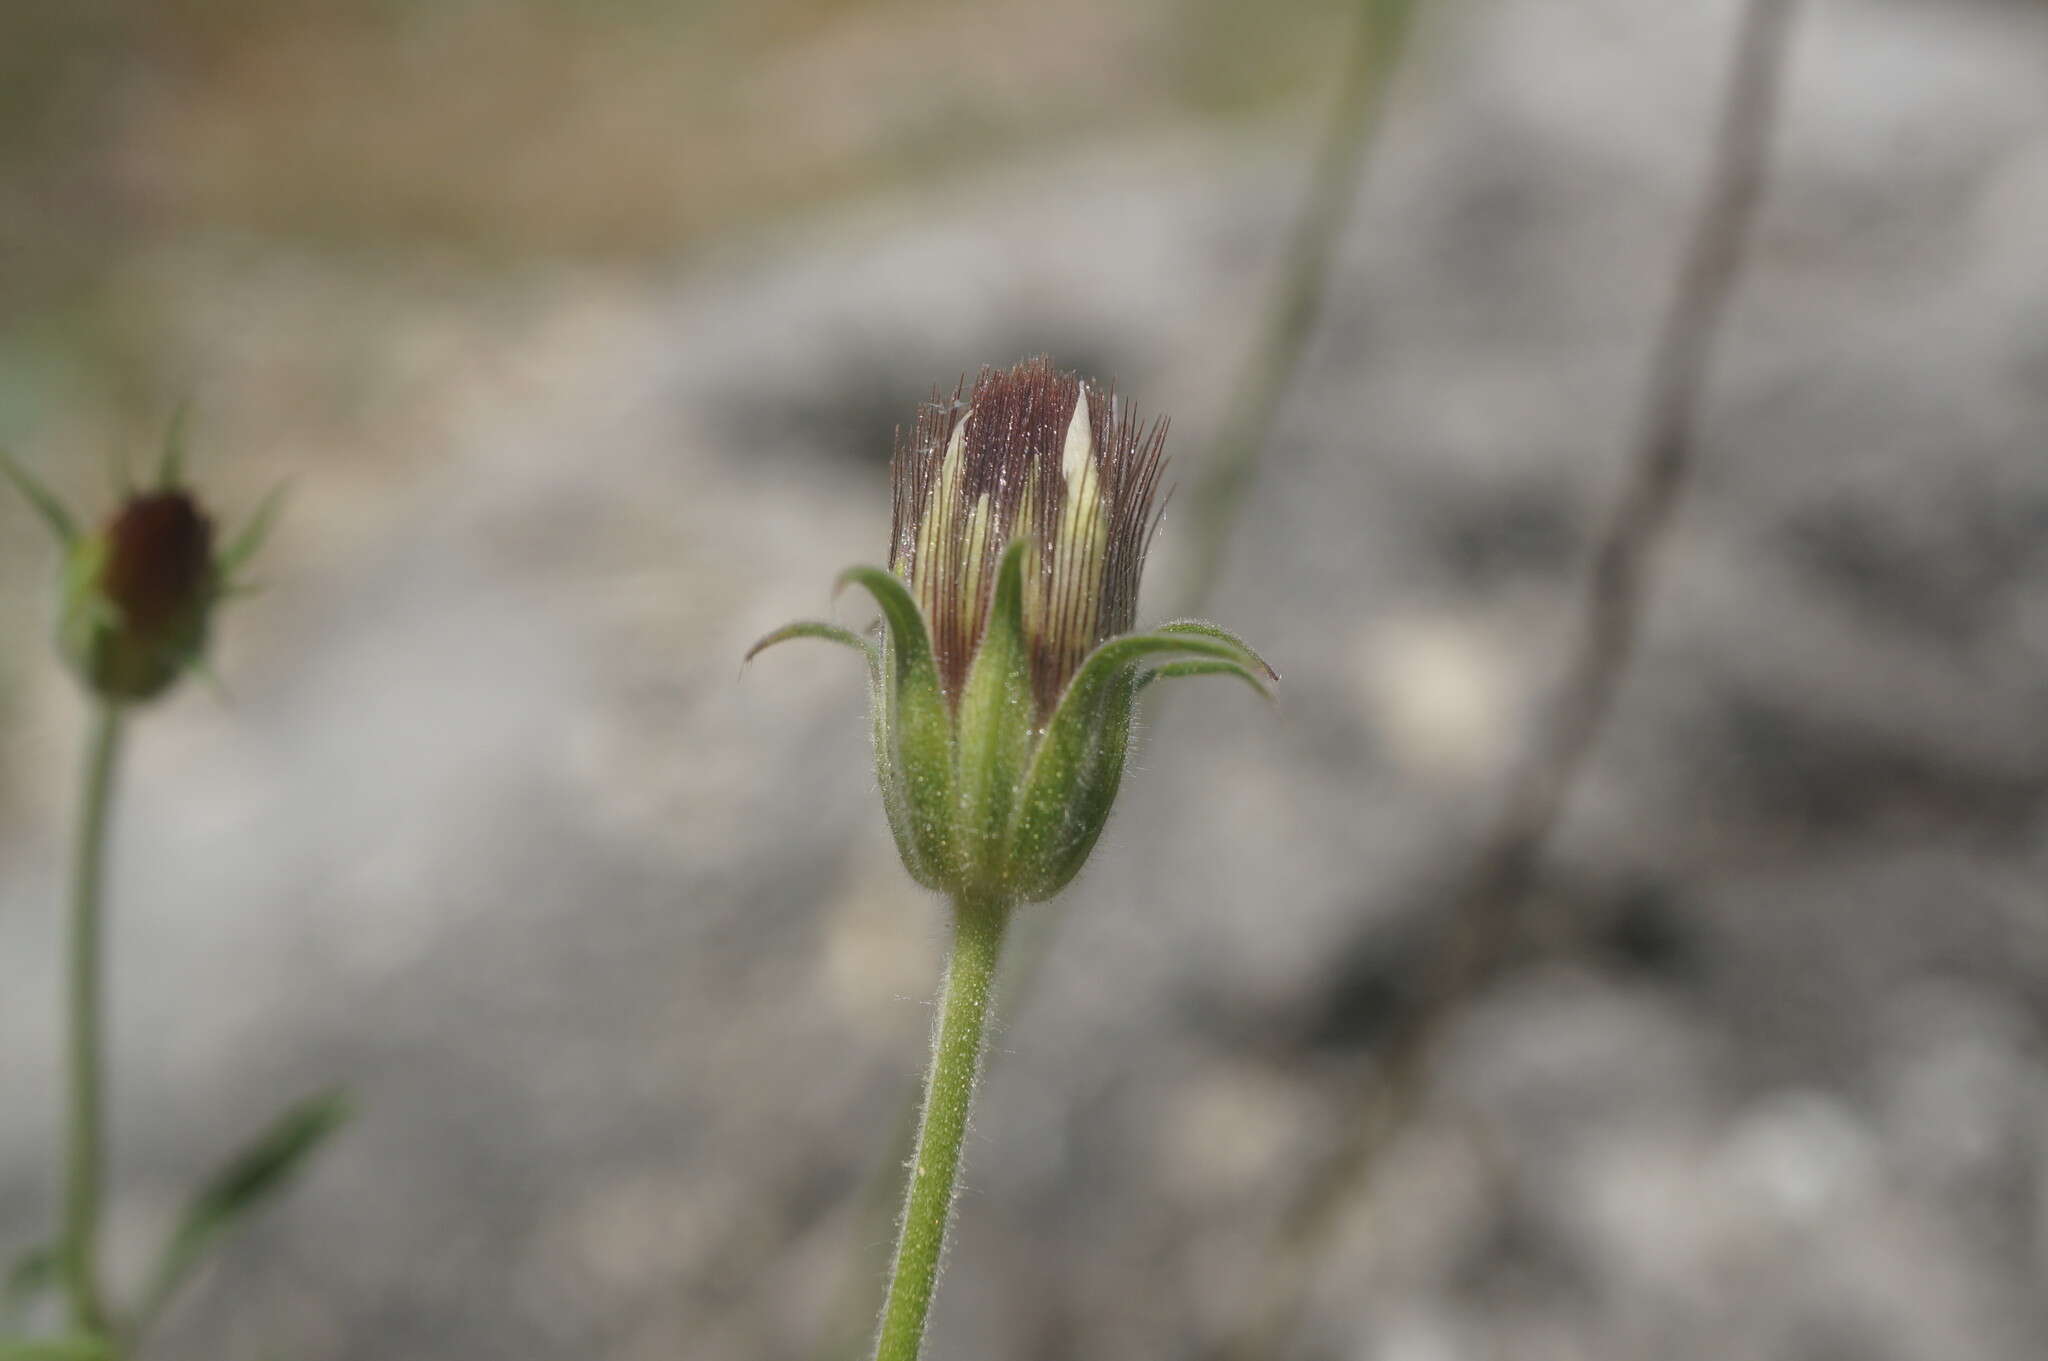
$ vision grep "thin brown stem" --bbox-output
[1216,1,1802,1355]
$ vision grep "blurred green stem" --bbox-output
[872,893,1010,1361]
[63,703,123,1339]
[1179,0,1419,612]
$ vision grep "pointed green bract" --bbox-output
[1152,619,1280,681]
[952,539,1035,894]
[866,639,923,888]
[747,576,952,889]
[743,617,926,885]
[220,482,288,580]
[743,620,875,666]
[834,567,932,678]
[1006,665,1137,902]
[0,449,78,546]
[156,401,191,489]
[838,565,956,889]
[1005,628,1266,901]
[1138,658,1276,698]
[1055,629,1272,709]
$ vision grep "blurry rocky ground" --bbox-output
[4,0,2048,1358]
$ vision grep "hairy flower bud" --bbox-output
[891,359,1166,715]
[751,357,1274,905]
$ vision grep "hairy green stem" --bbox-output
[873,894,1010,1361]
[63,703,123,1338]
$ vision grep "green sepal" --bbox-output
[1052,628,1273,711]
[1007,664,1137,904]
[1137,658,1275,699]
[135,1090,352,1331]
[0,1336,115,1360]
[742,620,876,667]
[0,448,78,546]
[865,639,924,891]
[219,482,288,581]
[951,539,1035,894]
[740,615,927,879]
[1008,628,1266,901]
[836,565,956,889]
[1152,619,1279,682]
[57,534,210,706]
[58,538,113,627]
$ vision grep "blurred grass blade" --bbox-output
[0,1339,115,1361]
[0,449,78,546]
[138,1090,352,1329]
[0,1246,56,1333]
[220,482,289,580]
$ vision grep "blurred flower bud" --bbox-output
[4,420,283,706]
[63,489,218,703]
[751,357,1275,906]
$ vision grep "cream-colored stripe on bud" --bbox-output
[1060,389,1094,481]
[1049,391,1108,668]
[958,491,994,625]
[912,413,969,602]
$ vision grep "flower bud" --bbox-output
[892,358,1163,718]
[4,423,283,707]
[751,357,1275,906]
[62,490,218,703]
